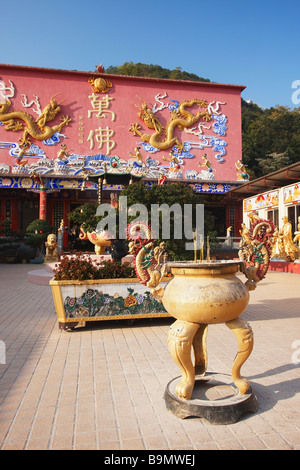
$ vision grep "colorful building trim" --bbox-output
[0,63,246,240]
[228,162,300,236]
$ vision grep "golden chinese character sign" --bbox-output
[0,64,245,182]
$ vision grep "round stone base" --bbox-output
[164,372,258,425]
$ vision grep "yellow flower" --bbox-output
[124,295,137,307]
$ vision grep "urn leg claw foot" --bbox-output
[168,320,203,400]
[226,317,254,395]
[175,380,194,401]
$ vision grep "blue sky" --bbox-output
[1,0,299,110]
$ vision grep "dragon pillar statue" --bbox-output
[239,214,276,290]
[127,222,169,300]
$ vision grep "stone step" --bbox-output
[28,268,53,285]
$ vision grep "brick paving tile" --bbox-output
[237,436,268,450]
[0,265,299,450]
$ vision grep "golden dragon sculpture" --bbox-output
[129,98,211,151]
[0,94,72,147]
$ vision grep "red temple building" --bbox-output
[0,63,247,244]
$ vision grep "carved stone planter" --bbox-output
[50,277,169,331]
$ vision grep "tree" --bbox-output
[121,182,216,260]
[68,203,100,233]
[25,219,53,258]
[242,103,300,178]
[0,219,20,246]
[256,151,290,175]
[103,62,210,83]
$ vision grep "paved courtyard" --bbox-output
[0,263,299,450]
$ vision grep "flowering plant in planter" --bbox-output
[53,253,135,281]
[50,253,169,331]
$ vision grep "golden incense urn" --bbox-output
[130,217,275,423]
[79,227,111,255]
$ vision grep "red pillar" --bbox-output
[39,189,47,220]
[63,199,69,248]
[11,200,19,232]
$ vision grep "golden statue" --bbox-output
[280,216,298,261]
[0,94,72,147]
[293,216,300,246]
[56,144,73,160]
[235,159,249,180]
[198,153,212,171]
[128,146,143,167]
[270,227,285,259]
[239,223,251,245]
[129,98,211,151]
[15,144,38,166]
[271,216,298,261]
[162,150,181,172]
[44,233,59,263]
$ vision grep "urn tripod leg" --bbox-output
[225,317,254,394]
[193,324,208,376]
[167,320,200,400]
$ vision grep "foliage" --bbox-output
[122,182,217,260]
[104,62,210,83]
[0,219,20,246]
[68,203,100,233]
[25,219,52,248]
[242,101,300,178]
[53,253,135,281]
[97,259,135,279]
[256,151,290,175]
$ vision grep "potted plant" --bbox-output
[49,253,169,331]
